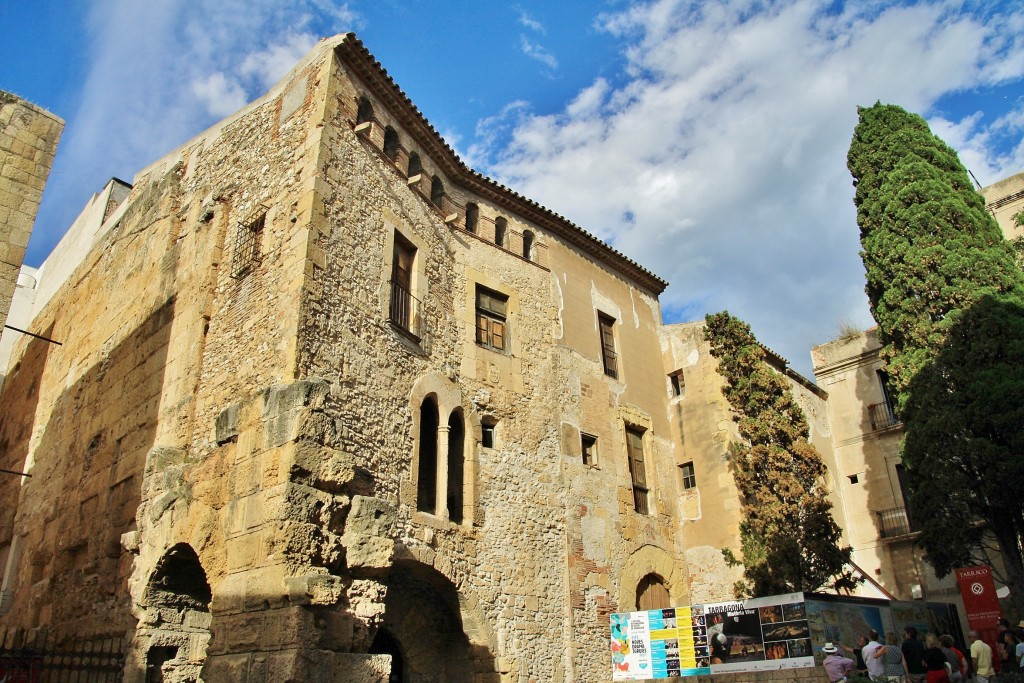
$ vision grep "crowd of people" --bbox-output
[822,621,1024,683]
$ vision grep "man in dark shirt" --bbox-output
[997,618,1013,672]
[902,626,927,683]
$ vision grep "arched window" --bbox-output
[383,126,400,161]
[494,217,507,247]
[417,398,439,513]
[465,203,479,233]
[447,411,465,523]
[522,229,534,260]
[356,96,374,125]
[408,152,422,178]
[637,573,670,611]
[431,176,445,208]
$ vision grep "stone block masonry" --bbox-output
[0,92,62,340]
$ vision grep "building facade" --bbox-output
[0,35,695,682]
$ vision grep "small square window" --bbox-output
[669,370,684,397]
[481,421,495,449]
[848,474,859,485]
[581,433,598,467]
[679,462,696,490]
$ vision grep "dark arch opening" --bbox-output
[379,561,494,681]
[147,543,212,609]
[356,96,374,125]
[494,216,507,247]
[369,628,405,683]
[417,397,438,514]
[465,203,478,233]
[522,229,534,260]
[447,411,464,524]
[407,152,422,178]
[142,544,212,683]
[430,176,444,208]
[383,126,400,161]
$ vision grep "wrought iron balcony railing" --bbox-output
[388,280,422,339]
[877,506,912,539]
[868,401,901,431]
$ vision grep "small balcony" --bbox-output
[868,401,901,431]
[877,506,912,539]
[388,280,422,340]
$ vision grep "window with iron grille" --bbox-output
[476,286,507,352]
[599,313,618,378]
[626,426,649,514]
[679,461,696,490]
[231,212,265,279]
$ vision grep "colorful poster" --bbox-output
[611,593,814,680]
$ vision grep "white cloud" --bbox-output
[482,0,1024,375]
[192,72,248,118]
[240,31,320,91]
[517,8,546,34]
[520,35,558,70]
[29,0,359,267]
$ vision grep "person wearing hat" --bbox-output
[823,642,856,683]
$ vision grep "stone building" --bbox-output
[0,91,63,383]
[0,34,696,682]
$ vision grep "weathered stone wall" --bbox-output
[288,43,690,681]
[0,91,62,351]
[2,34,694,682]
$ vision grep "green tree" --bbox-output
[704,311,858,597]
[848,103,1024,613]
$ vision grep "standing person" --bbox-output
[846,635,870,676]
[1003,631,1022,674]
[997,619,1013,673]
[923,633,950,683]
[969,630,995,683]
[903,627,927,683]
[823,642,856,683]
[938,635,966,683]
[1014,627,1024,671]
[863,630,886,681]
[874,631,910,683]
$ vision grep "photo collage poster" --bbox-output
[610,592,814,680]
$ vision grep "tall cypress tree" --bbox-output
[848,103,1024,612]
[705,311,857,597]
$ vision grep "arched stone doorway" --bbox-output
[138,544,212,683]
[376,560,495,682]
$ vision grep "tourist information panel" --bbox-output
[610,592,812,679]
[610,591,964,680]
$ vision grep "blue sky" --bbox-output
[3,0,1023,376]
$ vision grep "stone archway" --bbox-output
[377,560,495,682]
[137,544,212,683]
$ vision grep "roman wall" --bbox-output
[0,92,62,360]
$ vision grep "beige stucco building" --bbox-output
[981,170,1024,240]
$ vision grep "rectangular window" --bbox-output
[581,433,598,467]
[625,426,649,514]
[481,421,495,449]
[669,370,684,397]
[390,233,416,333]
[476,286,508,352]
[679,462,696,490]
[599,313,618,378]
[231,212,265,278]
